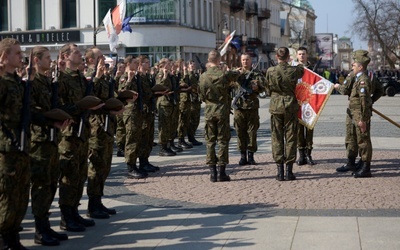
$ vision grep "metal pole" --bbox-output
[93,0,97,46]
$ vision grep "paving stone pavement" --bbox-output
[17,95,400,249]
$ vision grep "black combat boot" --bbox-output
[139,158,158,172]
[354,161,372,178]
[87,196,110,219]
[44,214,68,241]
[188,134,203,146]
[116,147,124,157]
[127,164,148,179]
[248,151,257,165]
[3,231,27,250]
[72,207,95,227]
[159,144,176,156]
[285,164,296,181]
[178,138,193,149]
[305,148,315,165]
[239,151,247,165]
[100,202,117,215]
[60,206,85,232]
[169,139,183,152]
[276,163,285,181]
[217,165,231,182]
[296,149,307,165]
[336,157,356,172]
[209,165,217,182]
[354,159,363,172]
[34,217,60,246]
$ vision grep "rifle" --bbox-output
[104,55,118,134]
[232,58,261,110]
[49,56,59,143]
[313,57,322,72]
[19,51,33,153]
[135,72,143,112]
[77,59,98,139]
[195,55,206,72]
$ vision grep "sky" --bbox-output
[307,0,368,50]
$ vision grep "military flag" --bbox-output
[219,30,236,57]
[102,9,119,52]
[111,0,126,34]
[295,67,334,129]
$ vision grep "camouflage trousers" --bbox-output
[188,101,201,138]
[115,114,126,150]
[297,123,314,150]
[234,108,260,152]
[87,131,114,197]
[0,152,30,233]
[270,112,298,164]
[157,105,174,145]
[30,141,59,219]
[58,136,89,208]
[139,112,155,159]
[123,111,143,165]
[177,100,191,138]
[345,108,372,162]
[170,105,179,140]
[204,114,231,166]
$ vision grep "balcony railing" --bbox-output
[230,0,245,13]
[258,8,271,20]
[245,1,258,17]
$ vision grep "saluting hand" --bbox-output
[358,120,366,133]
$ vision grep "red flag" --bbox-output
[295,68,334,129]
[111,0,126,34]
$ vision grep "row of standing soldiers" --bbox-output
[0,38,205,249]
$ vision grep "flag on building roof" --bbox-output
[121,13,134,33]
[102,9,119,52]
[111,0,126,34]
[295,67,334,129]
[219,30,236,57]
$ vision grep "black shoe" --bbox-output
[189,138,203,146]
[139,164,158,173]
[47,228,68,241]
[217,165,231,182]
[276,164,285,181]
[178,139,193,149]
[74,214,95,227]
[159,145,176,156]
[336,157,356,172]
[60,218,85,232]
[127,164,148,179]
[285,164,296,181]
[117,148,124,157]
[101,204,117,215]
[247,152,257,165]
[87,209,110,219]
[209,165,217,182]
[34,231,60,246]
[239,151,247,165]
[170,144,183,152]
[354,161,372,178]
[296,149,307,166]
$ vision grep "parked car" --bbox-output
[379,77,400,97]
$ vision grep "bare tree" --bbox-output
[352,0,400,69]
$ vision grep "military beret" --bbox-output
[353,54,371,68]
[151,84,168,92]
[43,108,72,121]
[117,90,137,101]
[75,96,102,110]
[352,50,369,59]
[104,98,124,111]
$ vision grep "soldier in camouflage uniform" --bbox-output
[265,47,304,181]
[0,38,32,249]
[168,60,183,153]
[176,61,195,149]
[115,62,126,157]
[233,53,265,165]
[84,47,120,219]
[294,47,316,166]
[186,62,203,146]
[30,46,69,245]
[118,56,148,179]
[137,55,159,173]
[199,50,239,182]
[57,43,104,232]
[335,51,374,178]
[156,59,177,156]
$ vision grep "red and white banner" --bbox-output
[219,30,236,57]
[295,67,334,129]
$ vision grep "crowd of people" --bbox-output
[0,36,380,249]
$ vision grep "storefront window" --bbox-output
[126,0,179,24]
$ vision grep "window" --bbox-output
[0,0,8,31]
[99,0,116,26]
[62,0,77,28]
[27,0,42,30]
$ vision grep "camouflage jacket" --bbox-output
[155,71,173,107]
[265,62,304,114]
[233,67,265,109]
[349,72,373,122]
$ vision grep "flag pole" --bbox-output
[93,0,97,46]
